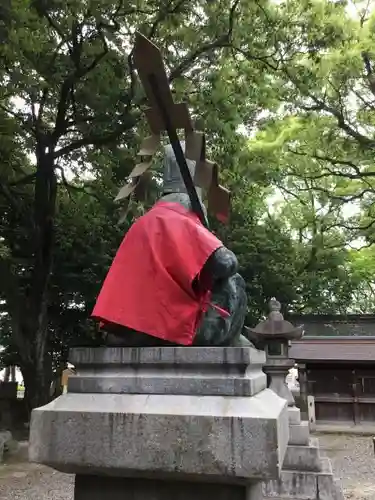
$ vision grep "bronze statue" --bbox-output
[91,33,251,347]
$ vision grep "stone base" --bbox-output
[29,347,289,483]
[283,438,321,472]
[288,406,310,447]
[30,389,287,481]
[289,421,309,446]
[74,475,263,500]
[262,407,344,500]
[262,458,344,500]
[67,346,268,397]
[0,431,18,462]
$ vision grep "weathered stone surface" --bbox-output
[263,470,318,499]
[31,345,290,499]
[282,439,322,472]
[68,346,267,397]
[0,430,18,462]
[317,469,345,500]
[30,388,288,482]
[288,422,309,446]
[288,407,301,425]
[0,432,8,462]
[333,479,345,500]
[0,430,12,444]
[69,346,266,365]
[262,456,345,500]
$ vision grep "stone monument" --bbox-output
[30,33,290,499]
[90,32,254,351]
[29,345,289,499]
[246,299,344,500]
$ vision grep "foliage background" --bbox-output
[1,0,375,408]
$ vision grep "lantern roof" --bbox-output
[246,298,304,343]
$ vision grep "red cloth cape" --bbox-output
[91,201,223,345]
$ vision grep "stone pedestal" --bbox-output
[263,406,344,500]
[245,298,344,499]
[29,346,289,499]
[266,359,295,407]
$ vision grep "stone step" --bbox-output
[282,438,322,472]
[289,421,310,446]
[263,471,318,499]
[0,431,15,462]
[332,479,345,500]
[262,458,338,500]
[316,472,345,500]
[288,407,301,425]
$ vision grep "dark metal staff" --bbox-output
[148,74,207,226]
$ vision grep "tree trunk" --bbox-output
[21,354,52,418]
[1,132,60,416]
[3,366,10,382]
[20,152,57,415]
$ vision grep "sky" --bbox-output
[0,367,23,383]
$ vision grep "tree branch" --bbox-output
[0,103,36,137]
[288,149,375,180]
[55,166,101,202]
[0,181,26,215]
[276,183,308,206]
[51,22,109,146]
[288,183,374,204]
[231,45,278,71]
[283,66,375,149]
[53,113,137,158]
[325,218,375,232]
[169,0,241,81]
[9,173,37,187]
[148,0,187,40]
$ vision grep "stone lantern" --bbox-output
[246,298,303,406]
[246,300,345,500]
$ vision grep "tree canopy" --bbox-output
[1,0,375,409]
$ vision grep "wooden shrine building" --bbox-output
[289,314,375,426]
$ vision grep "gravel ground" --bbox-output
[0,435,374,499]
[0,463,73,500]
[0,443,73,500]
[318,434,375,500]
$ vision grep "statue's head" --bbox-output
[161,141,208,222]
[115,136,230,225]
[162,141,202,198]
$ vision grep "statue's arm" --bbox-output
[195,246,238,292]
[206,246,238,281]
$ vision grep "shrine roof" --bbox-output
[290,336,375,362]
[286,313,375,337]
